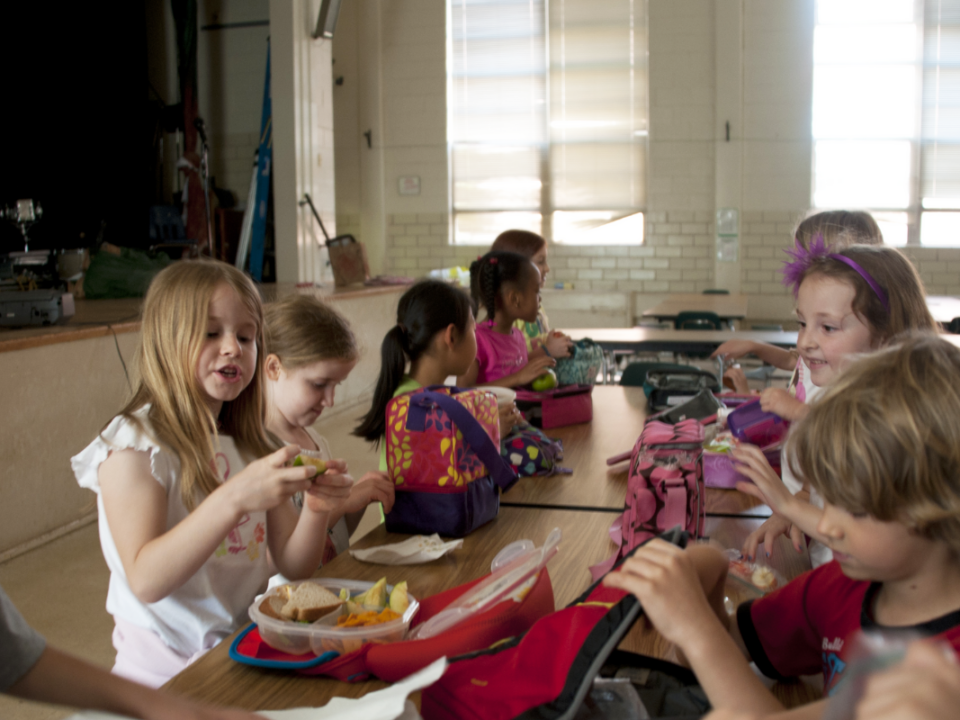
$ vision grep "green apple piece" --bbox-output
[389,581,409,614]
[531,369,558,392]
[354,577,388,609]
[293,455,327,473]
[339,587,350,602]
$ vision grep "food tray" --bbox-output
[247,577,419,656]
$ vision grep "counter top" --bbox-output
[0,282,408,354]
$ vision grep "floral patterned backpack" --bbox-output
[384,387,519,537]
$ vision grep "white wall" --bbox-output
[185,0,960,317]
[328,0,960,324]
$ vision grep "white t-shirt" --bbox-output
[781,356,822,495]
[71,407,272,658]
[781,357,831,567]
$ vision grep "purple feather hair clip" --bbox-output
[781,233,832,295]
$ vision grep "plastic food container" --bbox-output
[248,578,419,656]
[704,446,781,489]
[726,399,788,447]
[723,549,786,595]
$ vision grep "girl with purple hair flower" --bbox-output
[713,210,883,399]
[731,241,936,568]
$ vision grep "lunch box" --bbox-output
[726,399,788,447]
[247,578,419,656]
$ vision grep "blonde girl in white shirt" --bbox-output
[72,261,351,687]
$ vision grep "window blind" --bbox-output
[449,0,648,245]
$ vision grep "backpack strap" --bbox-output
[409,389,519,491]
[658,476,689,532]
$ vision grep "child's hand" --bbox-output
[544,331,573,359]
[711,340,757,362]
[856,640,960,720]
[516,355,557,386]
[722,366,752,394]
[730,445,796,516]
[335,471,396,516]
[758,387,804,421]
[302,460,354,515]
[602,539,719,651]
[498,401,523,436]
[742,514,804,561]
[226,445,319,515]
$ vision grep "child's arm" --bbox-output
[480,355,556,389]
[8,644,266,720]
[758,388,809,422]
[99,444,318,603]
[702,704,826,720]
[855,640,960,720]
[529,331,573,360]
[732,447,826,545]
[712,341,797,372]
[266,458,354,579]
[603,540,784,715]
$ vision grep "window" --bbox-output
[448,0,648,245]
[813,0,960,246]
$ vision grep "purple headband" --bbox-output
[781,234,889,312]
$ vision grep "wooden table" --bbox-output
[642,293,749,325]
[165,507,812,711]
[164,506,623,710]
[926,295,960,327]
[503,386,771,517]
[566,327,798,355]
[163,389,803,712]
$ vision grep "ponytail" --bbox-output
[354,280,472,442]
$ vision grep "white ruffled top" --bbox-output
[71,407,272,657]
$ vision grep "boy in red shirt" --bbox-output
[605,334,960,718]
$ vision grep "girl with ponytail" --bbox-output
[354,280,478,470]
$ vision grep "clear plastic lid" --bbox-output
[410,527,561,640]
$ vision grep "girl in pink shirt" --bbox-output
[458,251,555,387]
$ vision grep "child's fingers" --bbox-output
[323,459,348,474]
[742,531,762,562]
[271,444,303,466]
[364,477,396,512]
[789,524,805,553]
[311,472,354,491]
[761,527,781,557]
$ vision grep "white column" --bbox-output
[269,0,336,285]
[714,0,744,293]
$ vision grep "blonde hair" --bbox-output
[264,294,358,370]
[799,245,937,346]
[795,210,883,251]
[790,334,960,556]
[118,260,272,509]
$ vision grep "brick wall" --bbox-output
[741,211,960,312]
[382,210,717,294]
